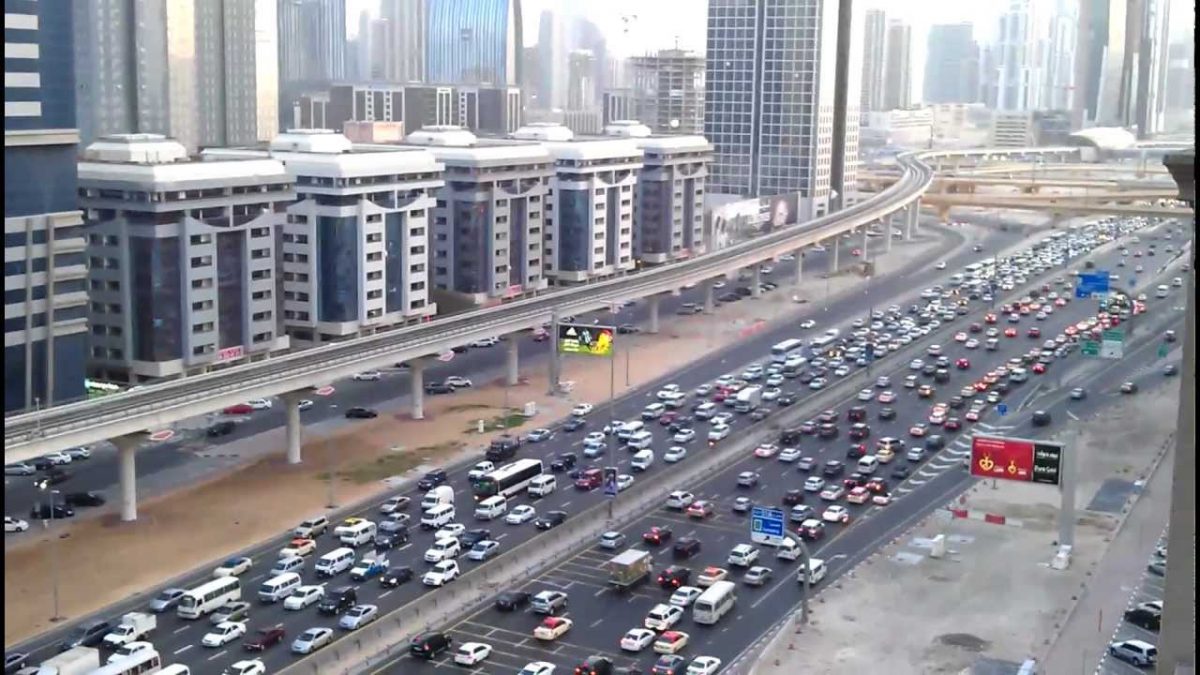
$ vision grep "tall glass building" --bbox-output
[426,0,523,86]
[4,0,89,413]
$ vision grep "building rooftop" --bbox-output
[202,130,444,178]
[80,134,289,185]
[82,134,190,164]
[400,127,552,164]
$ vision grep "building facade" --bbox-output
[861,109,934,147]
[382,0,427,83]
[860,9,887,113]
[991,110,1035,146]
[883,20,913,110]
[567,50,597,111]
[204,130,441,345]
[293,83,522,137]
[278,0,346,88]
[78,135,293,383]
[511,124,641,284]
[5,0,89,413]
[924,24,980,104]
[426,0,522,86]
[627,50,706,135]
[404,127,553,303]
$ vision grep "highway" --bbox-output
[7,215,1181,674]
[2,223,951,519]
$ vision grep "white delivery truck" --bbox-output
[101,612,157,648]
[31,647,100,675]
[734,386,762,413]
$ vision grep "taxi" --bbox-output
[533,617,573,641]
[875,446,895,464]
[846,487,871,504]
[653,631,690,655]
[279,537,317,558]
[696,566,729,587]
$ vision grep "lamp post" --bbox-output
[36,480,64,622]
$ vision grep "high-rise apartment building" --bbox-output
[278,0,346,88]
[426,0,523,86]
[995,0,1051,111]
[883,20,913,110]
[1134,0,1170,137]
[924,24,980,104]
[5,0,89,413]
[704,0,857,218]
[292,83,522,137]
[860,9,888,113]
[382,0,427,83]
[1074,0,1171,136]
[1163,42,1195,130]
[627,50,707,135]
[404,127,553,303]
[1043,0,1078,112]
[78,135,294,383]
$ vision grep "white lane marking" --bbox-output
[206,648,228,661]
[249,573,266,583]
[559,501,572,509]
[1067,410,1080,421]
[173,645,193,655]
[174,626,190,635]
[380,590,393,599]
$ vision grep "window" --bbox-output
[366,252,382,262]
[251,311,272,321]
[192,322,214,334]
[410,245,425,255]
[190,234,213,245]
[250,269,271,280]
[250,227,270,238]
[250,248,270,259]
[410,281,426,291]
[190,256,212,268]
[252,331,273,343]
[191,277,213,290]
[366,270,382,281]
[191,300,214,311]
[366,289,383,299]
[252,290,272,301]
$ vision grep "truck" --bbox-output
[101,612,156,648]
[349,554,389,582]
[605,549,653,590]
[734,386,762,414]
[33,646,100,675]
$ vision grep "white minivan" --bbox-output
[258,572,302,603]
[630,449,655,472]
[1155,284,1170,298]
[694,402,717,420]
[626,430,654,450]
[856,456,879,475]
[617,421,645,441]
[270,555,306,577]
[338,520,377,547]
[473,495,507,521]
[420,503,456,530]
[527,474,557,498]
[315,547,356,577]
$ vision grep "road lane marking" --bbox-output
[173,626,190,635]
[173,645,193,655]
[206,649,228,661]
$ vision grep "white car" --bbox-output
[656,384,683,400]
[434,523,466,541]
[965,339,979,349]
[935,261,947,270]
[687,656,723,675]
[808,378,827,389]
[469,337,499,348]
[444,376,473,389]
[708,424,731,442]
[506,504,536,525]
[621,627,657,652]
[5,516,30,533]
[223,660,266,675]
[64,447,92,460]
[213,557,252,577]
[43,451,72,465]
[283,585,324,610]
[352,371,382,382]
[664,446,688,463]
[761,387,782,401]
[644,603,684,631]
[454,642,493,666]
[857,388,874,401]
[909,359,924,370]
[804,476,826,492]
[467,461,495,482]
[753,443,779,458]
[571,403,594,416]
[422,560,460,586]
[669,586,703,607]
[616,474,635,491]
[727,544,760,567]
[202,621,247,647]
[106,642,153,665]
[673,428,696,443]
[518,662,557,675]
[822,505,851,523]
[799,319,817,329]
[778,447,802,463]
[666,491,695,509]
[246,398,273,410]
[338,604,379,630]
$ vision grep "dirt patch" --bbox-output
[936,633,992,652]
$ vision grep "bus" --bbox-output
[89,648,163,675]
[807,333,840,354]
[177,576,240,619]
[472,459,545,500]
[692,581,737,625]
[770,338,807,363]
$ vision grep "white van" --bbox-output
[1155,284,1170,298]
[473,495,507,520]
[159,666,191,675]
[527,474,557,498]
[258,571,302,603]
[420,503,456,530]
[315,547,356,578]
[630,449,655,471]
[338,520,377,547]
[694,402,717,420]
[857,456,879,475]
[627,430,654,450]
[617,421,645,441]
[421,485,455,511]
[641,402,666,419]
[796,557,828,585]
[1008,367,1028,383]
[269,555,306,577]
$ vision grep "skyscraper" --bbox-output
[382,0,427,83]
[426,0,523,86]
[860,9,888,112]
[210,0,279,146]
[924,24,980,104]
[705,0,858,216]
[1134,0,1170,137]
[1042,0,1078,112]
[567,50,597,110]
[995,0,1048,111]
[627,49,707,134]
[883,19,913,109]
[1073,0,1126,127]
[5,0,89,412]
[278,0,346,87]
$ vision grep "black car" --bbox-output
[207,420,236,437]
[672,537,701,559]
[948,396,966,409]
[1031,410,1052,427]
[534,511,567,530]
[424,382,455,395]
[925,435,946,450]
[30,503,74,519]
[891,464,911,479]
[782,489,805,506]
[777,393,797,407]
[563,417,587,432]
[617,324,639,334]
[380,566,414,588]
[657,565,691,589]
[1123,607,1161,631]
[822,460,845,477]
[651,654,687,675]
[30,457,54,471]
[345,407,378,419]
[667,416,694,434]
[550,453,578,472]
[461,529,492,548]
[373,531,408,550]
[317,586,357,615]
[576,656,614,675]
[878,407,897,420]
[846,406,867,422]
[734,286,753,297]
[63,491,105,507]
[417,469,448,490]
[5,652,28,674]
[41,468,70,485]
[59,620,112,650]
[494,590,531,612]
[779,428,803,445]
[410,632,452,660]
[717,292,741,303]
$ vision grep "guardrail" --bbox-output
[3,146,1077,458]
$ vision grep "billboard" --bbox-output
[970,435,1063,485]
[705,193,801,252]
[557,323,615,357]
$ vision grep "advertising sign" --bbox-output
[557,323,615,357]
[970,434,1063,486]
[215,346,245,363]
[603,467,619,497]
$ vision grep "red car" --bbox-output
[943,418,962,431]
[223,403,255,415]
[1032,362,1047,374]
[1027,327,1041,338]
[968,323,983,333]
[1004,328,1018,338]
[955,358,971,370]
[574,468,603,490]
[658,412,678,426]
[643,526,673,545]
[846,443,868,458]
[984,313,998,324]
[797,519,825,540]
[244,626,286,652]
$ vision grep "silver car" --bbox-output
[291,627,334,654]
[148,588,187,614]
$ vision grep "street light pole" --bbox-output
[38,483,64,622]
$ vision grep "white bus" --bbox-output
[807,333,839,354]
[692,580,737,625]
[177,576,240,619]
[472,459,545,500]
[770,339,807,363]
[89,648,163,675]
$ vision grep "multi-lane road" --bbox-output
[8,216,1187,675]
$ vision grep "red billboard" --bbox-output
[970,434,1063,485]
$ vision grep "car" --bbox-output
[534,616,574,641]
[453,641,493,666]
[943,417,961,431]
[572,403,594,416]
[550,453,578,472]
[687,656,723,675]
[686,501,714,519]
[645,603,685,631]
[819,485,845,501]
[1124,607,1162,631]
[203,621,248,647]
[1148,558,1167,576]
[803,476,826,492]
[822,505,851,523]
[378,567,413,588]
[658,565,692,589]
[664,446,689,463]
[495,590,531,612]
[214,556,253,577]
[279,537,317,559]
[777,446,803,463]
[444,376,473,389]
[29,503,73,520]
[562,417,587,432]
[753,443,779,458]
[743,566,773,586]
[222,660,266,675]
[148,588,187,613]
[622,627,658,652]
[599,531,627,550]
[1004,327,1018,338]
[909,423,929,438]
[707,424,731,442]
[696,566,729,587]
[244,626,287,652]
[655,631,691,655]
[652,655,689,675]
[732,496,754,513]
[666,490,695,510]
[352,371,382,381]
[737,470,760,487]
[422,560,460,586]
[644,526,673,545]
[822,460,845,477]
[673,536,702,559]
[210,601,252,624]
[1108,639,1158,667]
[345,406,378,419]
[857,388,874,401]
[1120,381,1138,394]
[4,462,36,476]
[525,428,554,443]
[672,428,696,444]
[616,474,635,491]
[669,585,704,608]
[467,540,501,561]
[877,390,896,403]
[534,511,567,530]
[506,504,537,525]
[727,543,760,567]
[782,489,805,506]
[797,518,826,541]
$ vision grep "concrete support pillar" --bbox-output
[829,238,840,274]
[861,226,870,262]
[794,250,804,286]
[547,313,561,394]
[410,359,426,420]
[281,391,304,464]
[905,203,917,240]
[647,295,661,334]
[505,337,519,386]
[885,214,895,253]
[113,435,140,522]
[703,280,716,314]
[751,267,762,297]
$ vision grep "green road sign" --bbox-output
[1158,344,1169,359]
[1081,340,1100,357]
[1102,329,1125,342]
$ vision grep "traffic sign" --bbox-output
[1158,344,1169,359]
[1075,272,1109,299]
[147,429,175,443]
[750,506,785,545]
[313,385,335,396]
[1080,340,1100,357]
[603,467,619,497]
[996,403,1008,416]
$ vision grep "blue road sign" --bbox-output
[996,403,1008,416]
[1075,272,1109,299]
[751,506,785,541]
[1129,276,1136,287]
